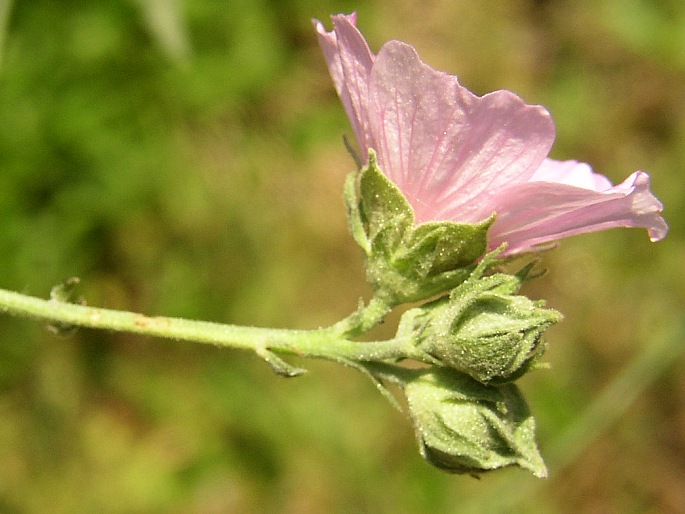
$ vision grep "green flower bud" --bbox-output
[404,367,547,477]
[399,268,562,383]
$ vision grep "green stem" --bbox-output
[330,295,392,337]
[0,287,409,365]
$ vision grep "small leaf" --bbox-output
[50,277,82,303]
[256,347,307,378]
[47,277,84,337]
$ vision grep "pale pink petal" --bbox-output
[367,42,555,224]
[532,159,614,190]
[314,14,668,254]
[313,14,375,154]
[487,171,668,255]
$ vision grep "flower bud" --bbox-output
[404,367,547,477]
[400,269,562,383]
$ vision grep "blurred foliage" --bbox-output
[0,0,684,512]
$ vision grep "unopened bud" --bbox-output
[404,367,547,477]
[401,271,561,383]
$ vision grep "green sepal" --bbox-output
[398,258,562,384]
[404,367,547,477]
[344,151,493,305]
[343,170,371,254]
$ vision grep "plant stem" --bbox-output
[330,295,392,336]
[0,287,409,365]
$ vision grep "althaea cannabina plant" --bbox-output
[314,13,668,256]
[308,12,668,477]
[0,13,670,481]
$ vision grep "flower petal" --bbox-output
[487,170,668,255]
[314,13,668,254]
[313,14,375,155]
[367,41,556,224]
[531,158,614,190]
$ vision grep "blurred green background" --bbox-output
[0,0,683,512]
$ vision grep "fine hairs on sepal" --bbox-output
[345,150,493,306]
[397,252,562,385]
[403,368,548,478]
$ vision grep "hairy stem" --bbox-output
[0,287,410,365]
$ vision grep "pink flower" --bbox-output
[314,13,668,255]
